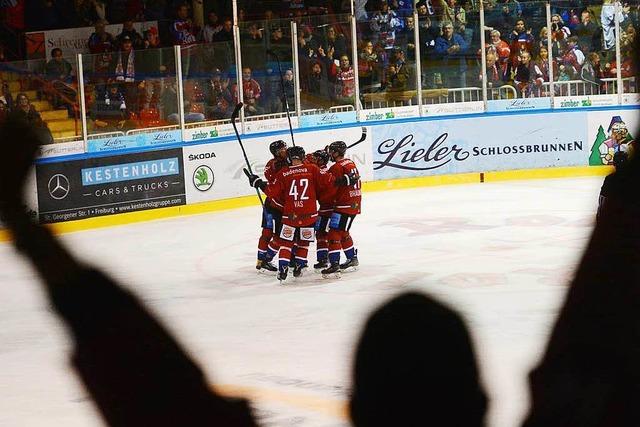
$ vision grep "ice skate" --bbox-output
[293,262,307,278]
[321,263,341,279]
[313,259,329,273]
[256,259,278,275]
[277,266,289,284]
[339,256,359,273]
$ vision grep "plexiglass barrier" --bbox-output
[0,4,636,148]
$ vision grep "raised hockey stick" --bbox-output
[231,102,263,206]
[266,49,296,147]
[347,127,368,149]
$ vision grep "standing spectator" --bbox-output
[137,27,168,110]
[513,50,543,97]
[533,45,555,90]
[323,26,348,61]
[509,19,535,55]
[560,36,585,79]
[268,26,292,63]
[88,20,116,84]
[418,14,441,89]
[305,60,330,104]
[117,19,143,50]
[358,40,380,92]
[480,52,504,88]
[281,69,295,112]
[204,69,235,119]
[396,15,417,61]
[200,11,222,43]
[435,21,469,88]
[370,1,402,51]
[335,54,356,104]
[241,67,262,116]
[384,48,411,92]
[601,0,629,52]
[581,52,604,94]
[171,4,198,46]
[574,9,600,53]
[111,36,142,117]
[486,29,510,75]
[213,18,233,42]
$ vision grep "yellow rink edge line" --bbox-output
[0,165,613,242]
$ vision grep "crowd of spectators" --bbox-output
[1,0,639,132]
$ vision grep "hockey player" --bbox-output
[309,150,335,271]
[598,149,631,221]
[322,141,362,278]
[245,146,357,283]
[255,140,288,273]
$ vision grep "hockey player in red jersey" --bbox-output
[321,140,362,278]
[308,149,335,271]
[255,140,288,273]
[245,146,357,283]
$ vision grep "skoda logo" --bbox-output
[193,165,214,192]
[47,174,70,200]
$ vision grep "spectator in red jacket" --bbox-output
[241,67,262,116]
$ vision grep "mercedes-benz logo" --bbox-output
[47,174,70,200]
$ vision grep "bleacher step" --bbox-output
[46,118,76,132]
[41,109,70,121]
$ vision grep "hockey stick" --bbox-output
[347,127,368,149]
[267,49,296,147]
[231,102,264,206]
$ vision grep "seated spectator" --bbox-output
[205,69,235,119]
[435,21,469,88]
[200,11,222,43]
[13,93,45,126]
[384,50,411,93]
[513,50,543,97]
[161,80,205,124]
[479,52,504,88]
[92,84,130,131]
[117,19,143,50]
[44,48,73,83]
[574,9,600,53]
[334,54,356,104]
[241,67,262,116]
[581,52,604,94]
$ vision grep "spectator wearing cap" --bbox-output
[435,21,469,88]
[117,19,143,50]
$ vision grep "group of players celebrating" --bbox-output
[244,139,361,284]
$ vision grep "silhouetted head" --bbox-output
[350,292,487,427]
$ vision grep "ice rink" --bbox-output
[0,176,604,427]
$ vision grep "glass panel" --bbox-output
[620,0,639,101]
[484,1,550,105]
[81,46,178,137]
[0,56,81,144]
[296,14,358,126]
[238,17,296,118]
[357,13,419,110]
[417,0,483,107]
[550,0,617,100]
[181,40,239,125]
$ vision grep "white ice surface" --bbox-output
[0,177,603,427]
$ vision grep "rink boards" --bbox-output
[12,107,637,231]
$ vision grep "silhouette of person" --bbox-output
[350,292,488,427]
[0,112,258,426]
[523,147,640,426]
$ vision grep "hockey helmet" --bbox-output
[313,149,330,167]
[269,139,287,157]
[287,145,306,163]
[328,140,347,157]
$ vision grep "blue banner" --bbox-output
[82,158,180,185]
[87,130,182,153]
[299,111,357,128]
[371,112,589,180]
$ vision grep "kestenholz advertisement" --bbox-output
[371,111,589,180]
[36,148,186,223]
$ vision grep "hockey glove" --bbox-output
[336,171,360,187]
[243,168,266,190]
